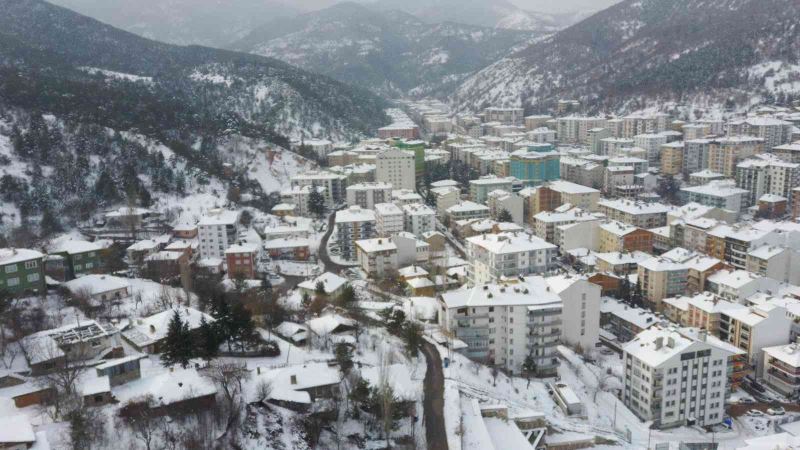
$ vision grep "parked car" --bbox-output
[767,407,786,416]
[747,409,765,417]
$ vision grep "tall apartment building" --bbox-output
[487,190,525,225]
[376,148,415,190]
[634,133,668,165]
[402,203,435,236]
[430,186,461,216]
[623,113,668,138]
[291,170,347,206]
[609,156,649,175]
[356,237,399,276]
[762,341,800,397]
[588,127,612,154]
[727,117,793,150]
[524,115,552,130]
[280,185,325,217]
[508,147,561,186]
[556,116,608,145]
[599,137,635,157]
[346,182,393,210]
[374,202,404,237]
[532,206,598,244]
[484,107,524,125]
[438,275,600,375]
[661,142,684,176]
[736,158,800,205]
[623,327,731,428]
[335,206,377,261]
[468,176,516,203]
[198,209,240,260]
[683,139,712,176]
[466,232,558,285]
[708,137,764,177]
[598,221,654,253]
[772,142,800,164]
[682,123,712,140]
[559,158,604,190]
[597,199,671,229]
[446,201,491,225]
[638,256,689,311]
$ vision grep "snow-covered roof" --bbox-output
[402,203,435,216]
[681,181,748,198]
[305,314,356,336]
[533,207,597,224]
[598,199,671,215]
[122,368,216,407]
[347,182,392,191]
[225,242,260,254]
[297,272,347,294]
[638,256,688,272]
[594,251,651,266]
[708,269,760,289]
[335,205,376,223]
[430,179,459,188]
[145,251,184,262]
[197,209,239,226]
[407,277,434,289]
[50,239,101,255]
[599,220,639,237]
[446,201,490,213]
[399,265,428,278]
[0,415,35,444]
[373,202,403,216]
[548,180,600,195]
[624,327,703,367]
[466,232,556,254]
[274,322,307,342]
[469,176,515,186]
[600,298,660,330]
[356,237,397,253]
[64,275,130,295]
[81,375,110,396]
[764,342,800,369]
[686,292,741,314]
[748,244,786,260]
[759,193,787,203]
[0,248,44,266]
[440,276,562,309]
[247,362,340,404]
[122,307,214,348]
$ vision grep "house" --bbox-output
[225,242,260,279]
[598,221,654,254]
[297,272,348,300]
[81,375,113,407]
[600,298,661,344]
[0,415,37,450]
[172,223,198,239]
[122,307,215,354]
[263,238,311,261]
[0,373,55,408]
[49,239,102,280]
[118,368,217,415]
[126,239,161,267]
[95,354,146,386]
[304,314,357,347]
[144,251,188,280]
[247,362,341,411]
[274,322,308,345]
[63,275,130,304]
[0,248,46,295]
[22,320,120,375]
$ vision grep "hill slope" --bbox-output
[452,0,800,114]
[231,2,535,97]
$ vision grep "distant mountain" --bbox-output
[0,0,386,232]
[45,0,301,47]
[452,0,800,114]
[231,2,536,97]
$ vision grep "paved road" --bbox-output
[421,341,449,450]
[318,211,348,274]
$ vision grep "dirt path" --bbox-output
[421,341,449,450]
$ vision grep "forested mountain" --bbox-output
[46,0,301,48]
[231,2,536,98]
[452,0,800,114]
[0,0,385,235]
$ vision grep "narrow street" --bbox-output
[318,210,348,273]
[421,341,449,450]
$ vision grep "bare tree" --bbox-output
[206,361,251,437]
[27,340,87,419]
[121,397,159,450]
[255,379,273,403]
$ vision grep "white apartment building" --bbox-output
[466,232,558,285]
[430,186,461,216]
[346,182,393,210]
[727,117,793,150]
[762,341,800,397]
[484,107,524,125]
[548,180,601,211]
[198,209,240,260]
[355,237,399,277]
[374,202,404,237]
[599,137,635,157]
[532,206,599,244]
[438,275,600,375]
[736,157,800,204]
[376,148,415,190]
[469,176,515,203]
[623,327,731,428]
[280,185,325,217]
[446,201,491,224]
[634,133,669,165]
[681,180,750,213]
[609,156,649,175]
[391,189,423,206]
[624,114,669,138]
[335,206,377,261]
[402,203,435,236]
[291,170,347,205]
[556,116,608,145]
[487,190,524,225]
[597,198,671,229]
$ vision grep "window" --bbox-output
[27,273,40,283]
[24,260,38,269]
[7,277,19,287]
[4,264,18,274]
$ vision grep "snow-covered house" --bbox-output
[118,368,217,415]
[247,362,341,411]
[63,274,130,304]
[304,314,357,347]
[21,320,120,374]
[122,307,214,354]
[297,272,348,300]
[0,415,37,450]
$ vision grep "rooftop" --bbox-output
[598,199,671,215]
[0,248,44,266]
[466,232,556,254]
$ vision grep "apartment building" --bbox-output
[680,181,750,213]
[634,133,668,165]
[588,127,612,153]
[594,251,651,275]
[736,157,800,205]
[0,248,45,295]
[683,139,712,176]
[559,158,604,190]
[556,116,607,145]
[548,180,601,211]
[609,156,649,175]
[224,243,259,279]
[198,209,239,260]
[508,146,560,186]
[623,327,731,428]
[772,142,800,164]
[346,182,392,210]
[291,170,347,206]
[638,256,689,311]
[487,190,525,225]
[391,189,423,206]
[335,205,377,261]
[682,123,712,140]
[624,113,668,138]
[599,137,635,157]
[601,298,661,343]
[439,275,600,375]
[466,232,558,285]
[597,199,671,229]
[376,148,415,190]
[727,117,793,150]
[718,303,792,375]
[532,206,598,244]
[374,202,404,237]
[280,185,325,217]
[762,341,800,397]
[603,166,636,196]
[402,203,435,236]
[661,142,684,176]
[469,176,515,203]
[708,137,764,177]
[446,201,491,225]
[356,238,399,277]
[430,186,461,216]
[484,107,524,125]
[598,221,654,254]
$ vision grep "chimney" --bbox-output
[257,367,261,375]
[290,374,298,385]
[654,337,664,350]
[698,329,707,342]
[667,337,675,348]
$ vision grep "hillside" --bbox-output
[46,0,301,47]
[231,2,536,98]
[0,0,381,234]
[452,0,800,114]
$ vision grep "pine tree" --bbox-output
[522,354,537,387]
[308,189,325,218]
[161,310,191,368]
[497,208,513,223]
[198,316,218,361]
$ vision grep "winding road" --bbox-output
[318,210,348,273]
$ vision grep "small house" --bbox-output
[63,274,130,304]
[122,307,214,354]
[297,272,348,300]
[95,354,146,386]
[81,375,112,407]
[0,415,36,450]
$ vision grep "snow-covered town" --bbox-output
[3,0,800,449]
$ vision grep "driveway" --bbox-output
[318,210,348,273]
[421,341,449,450]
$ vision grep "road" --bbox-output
[318,210,348,274]
[421,341,449,450]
